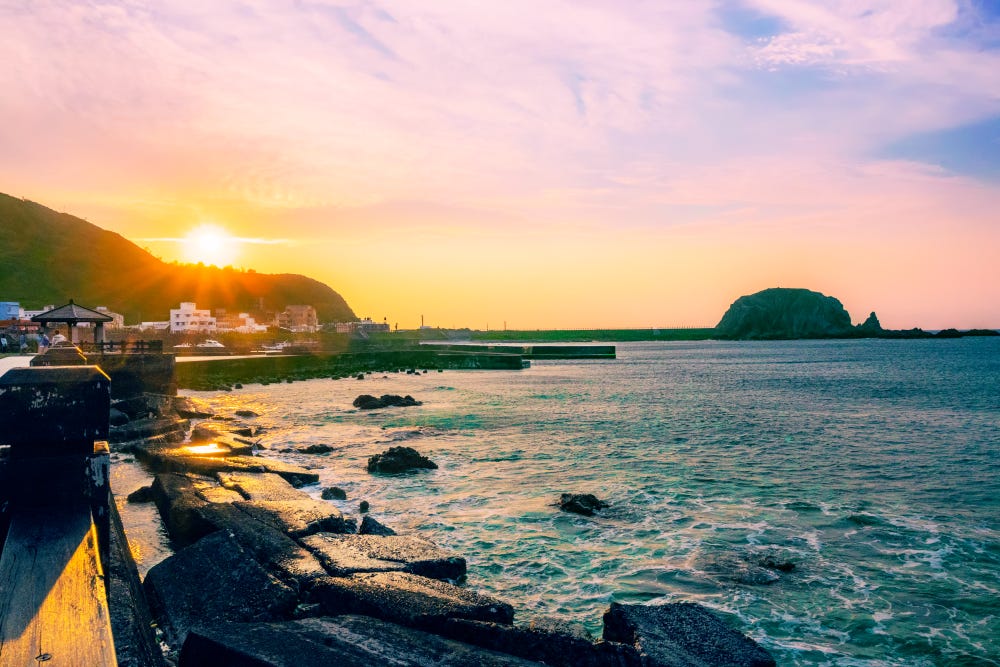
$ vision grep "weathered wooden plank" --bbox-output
[0,504,118,666]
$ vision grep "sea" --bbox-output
[114,339,1000,666]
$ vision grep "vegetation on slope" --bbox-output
[0,193,356,323]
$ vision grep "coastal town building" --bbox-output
[334,317,390,334]
[277,305,318,332]
[169,302,217,333]
[214,308,268,333]
[95,306,125,329]
[0,302,20,320]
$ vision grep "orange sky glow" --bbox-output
[2,2,999,329]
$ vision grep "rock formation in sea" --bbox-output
[715,287,854,340]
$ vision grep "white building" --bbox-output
[169,302,217,333]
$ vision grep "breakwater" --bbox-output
[422,343,616,359]
[174,350,531,391]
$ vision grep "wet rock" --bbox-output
[353,394,422,410]
[441,618,634,667]
[150,473,220,546]
[173,396,215,419]
[235,409,259,418]
[235,499,354,538]
[109,407,130,426]
[558,493,608,517]
[116,393,174,420]
[698,551,790,585]
[359,515,396,536]
[180,615,543,667]
[144,531,297,647]
[229,425,260,438]
[299,443,335,454]
[126,485,153,503]
[217,472,310,502]
[301,533,466,580]
[359,500,370,513]
[310,571,514,632]
[191,422,224,441]
[197,503,329,591]
[602,602,776,667]
[109,416,189,444]
[321,486,347,500]
[367,446,438,474]
[140,449,319,487]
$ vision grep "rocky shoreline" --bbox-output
[116,393,776,666]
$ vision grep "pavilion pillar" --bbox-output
[94,322,105,345]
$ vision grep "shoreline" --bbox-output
[106,387,777,666]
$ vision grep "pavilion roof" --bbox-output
[30,300,114,323]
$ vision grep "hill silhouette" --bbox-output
[0,192,356,324]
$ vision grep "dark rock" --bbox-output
[698,553,780,585]
[180,615,544,667]
[116,394,172,420]
[109,416,189,444]
[126,485,154,503]
[235,409,259,418]
[353,394,422,410]
[602,602,776,667]
[857,311,883,333]
[196,503,329,591]
[359,515,396,536]
[559,493,608,517]
[217,472,310,502]
[367,446,437,473]
[229,426,259,438]
[191,422,224,441]
[715,287,853,340]
[310,571,514,631]
[173,396,215,419]
[109,407,130,426]
[235,499,354,537]
[300,533,466,580]
[359,500,370,513]
[139,449,319,487]
[441,618,634,667]
[355,374,365,380]
[150,473,221,546]
[233,383,243,389]
[321,486,347,500]
[298,443,335,454]
[144,531,297,647]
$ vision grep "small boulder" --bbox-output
[367,446,437,474]
[353,394,422,410]
[109,407,130,426]
[359,516,396,536]
[558,493,608,517]
[299,443,335,455]
[235,409,259,417]
[322,486,347,500]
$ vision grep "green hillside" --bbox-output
[0,193,356,323]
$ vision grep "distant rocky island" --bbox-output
[715,287,998,340]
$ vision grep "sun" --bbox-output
[182,224,239,267]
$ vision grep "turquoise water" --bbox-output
[192,339,1000,665]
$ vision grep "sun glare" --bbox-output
[183,224,239,266]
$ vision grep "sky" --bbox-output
[1,1,999,329]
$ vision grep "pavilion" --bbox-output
[31,300,114,345]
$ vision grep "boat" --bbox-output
[194,339,231,355]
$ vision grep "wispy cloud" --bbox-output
[0,1,998,326]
